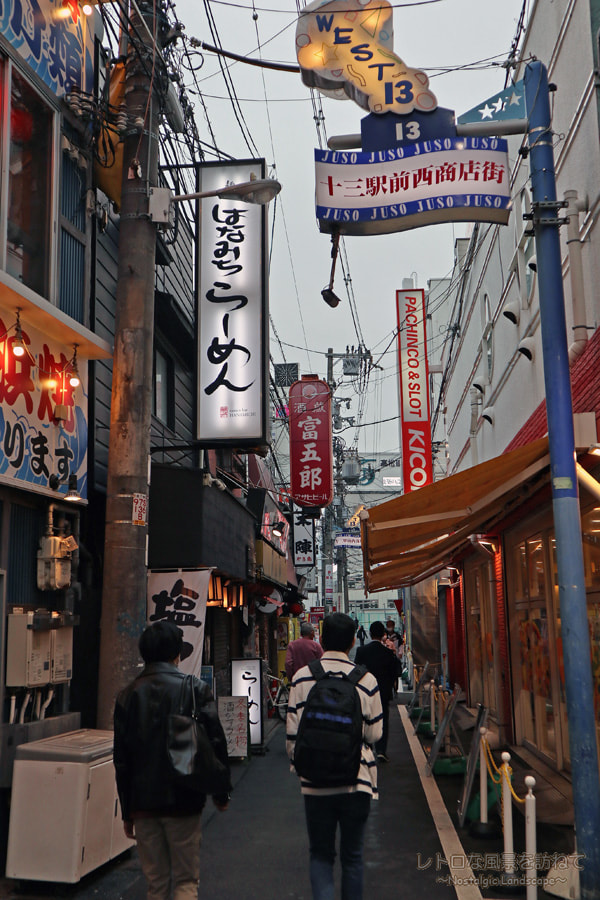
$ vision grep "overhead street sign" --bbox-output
[457,80,526,126]
[334,531,362,548]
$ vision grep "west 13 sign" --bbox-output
[295,0,437,115]
[197,160,269,449]
[296,0,512,238]
[396,289,433,492]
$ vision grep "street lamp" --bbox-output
[174,177,281,205]
[148,177,282,226]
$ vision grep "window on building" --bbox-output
[6,68,53,297]
[153,347,174,429]
[515,189,537,307]
[481,294,494,383]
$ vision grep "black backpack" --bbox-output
[293,659,367,787]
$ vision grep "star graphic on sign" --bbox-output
[493,98,505,113]
[508,91,522,107]
[313,42,339,68]
[478,103,494,120]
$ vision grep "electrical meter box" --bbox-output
[37,535,72,591]
[6,729,134,882]
[50,626,73,683]
[6,612,51,688]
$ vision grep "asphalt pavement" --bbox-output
[0,699,575,900]
[0,705,459,900]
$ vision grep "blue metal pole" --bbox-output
[524,59,600,898]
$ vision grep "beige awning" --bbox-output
[362,438,551,592]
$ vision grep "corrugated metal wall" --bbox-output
[7,504,45,607]
[59,153,86,324]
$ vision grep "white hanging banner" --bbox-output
[315,137,511,236]
[197,160,269,448]
[147,569,212,677]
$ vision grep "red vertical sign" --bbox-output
[289,376,333,507]
[396,289,433,492]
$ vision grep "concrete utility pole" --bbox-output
[97,0,163,728]
[523,60,600,898]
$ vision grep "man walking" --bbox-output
[285,621,323,680]
[287,613,383,900]
[113,621,231,900]
[355,621,398,762]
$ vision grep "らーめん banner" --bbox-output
[197,160,269,449]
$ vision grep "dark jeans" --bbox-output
[377,693,390,755]
[304,792,371,900]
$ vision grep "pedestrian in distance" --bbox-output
[113,621,231,900]
[384,618,404,693]
[287,612,383,900]
[356,624,367,647]
[355,621,398,761]
[384,618,403,656]
[285,621,323,680]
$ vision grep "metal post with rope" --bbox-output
[477,736,538,894]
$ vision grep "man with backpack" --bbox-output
[286,612,383,900]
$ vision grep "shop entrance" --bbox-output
[464,557,501,720]
[506,522,563,768]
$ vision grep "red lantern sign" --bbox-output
[289,376,333,508]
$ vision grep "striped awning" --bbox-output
[361,438,551,591]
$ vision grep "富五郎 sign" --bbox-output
[289,376,333,507]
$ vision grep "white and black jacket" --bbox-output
[286,650,383,798]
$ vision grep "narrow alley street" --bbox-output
[0,699,576,900]
[0,707,458,900]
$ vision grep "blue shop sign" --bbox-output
[0,0,96,96]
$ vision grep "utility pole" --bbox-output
[523,60,600,897]
[97,1,163,728]
[325,345,367,616]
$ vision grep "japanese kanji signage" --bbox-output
[2,0,95,96]
[0,311,88,500]
[292,509,316,566]
[197,160,269,448]
[289,376,333,507]
[315,137,511,236]
[147,569,212,676]
[218,697,249,758]
[231,658,263,747]
[334,530,362,548]
[396,289,433,492]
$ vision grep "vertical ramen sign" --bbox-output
[197,160,269,450]
[396,289,433,492]
[289,376,333,507]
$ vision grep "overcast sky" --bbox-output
[173,0,527,456]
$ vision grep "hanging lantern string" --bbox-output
[0,310,81,389]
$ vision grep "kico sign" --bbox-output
[396,289,433,492]
[289,376,333,507]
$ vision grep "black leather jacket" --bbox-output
[114,661,231,821]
